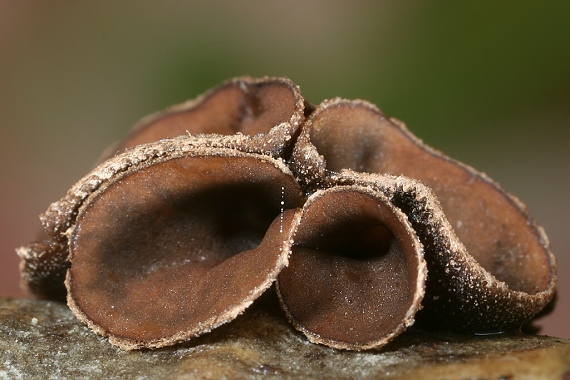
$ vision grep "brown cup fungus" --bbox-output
[56,137,304,349]
[290,99,557,333]
[17,77,557,351]
[276,185,426,350]
[103,76,306,159]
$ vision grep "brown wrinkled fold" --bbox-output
[276,185,426,350]
[290,99,556,333]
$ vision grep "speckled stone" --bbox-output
[1,295,569,380]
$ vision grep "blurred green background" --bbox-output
[1,1,568,338]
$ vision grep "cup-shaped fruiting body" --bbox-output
[291,99,556,333]
[103,76,306,159]
[276,184,426,350]
[29,136,306,349]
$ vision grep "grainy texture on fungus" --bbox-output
[16,239,68,301]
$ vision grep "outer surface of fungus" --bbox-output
[17,76,557,351]
[277,185,426,350]
[16,239,69,301]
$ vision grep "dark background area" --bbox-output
[1,1,568,338]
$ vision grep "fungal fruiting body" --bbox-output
[101,76,306,160]
[290,99,556,334]
[17,77,556,351]
[276,184,426,350]
[65,141,305,349]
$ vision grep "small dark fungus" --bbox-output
[290,99,556,332]
[276,184,426,350]
[63,137,304,349]
[102,76,306,159]
[16,238,69,301]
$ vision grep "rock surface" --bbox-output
[1,295,569,379]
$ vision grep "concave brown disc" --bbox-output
[66,148,305,349]
[277,185,426,350]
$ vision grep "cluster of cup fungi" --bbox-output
[18,77,556,351]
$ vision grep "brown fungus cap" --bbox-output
[102,76,306,159]
[31,136,305,349]
[276,185,426,350]
[290,98,556,332]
